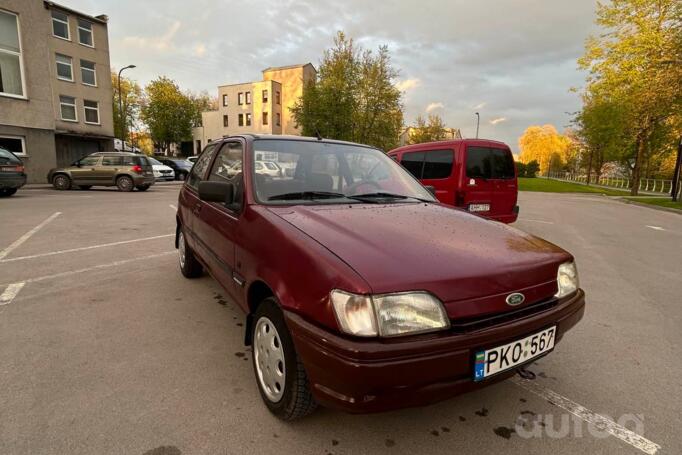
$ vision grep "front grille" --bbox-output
[449,297,558,334]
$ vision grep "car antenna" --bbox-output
[315,129,323,141]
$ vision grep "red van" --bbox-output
[388,139,519,223]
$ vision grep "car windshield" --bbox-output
[252,139,436,204]
[148,157,162,166]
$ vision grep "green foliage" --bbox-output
[407,114,449,144]
[140,77,197,153]
[291,31,403,151]
[526,160,540,177]
[112,71,142,142]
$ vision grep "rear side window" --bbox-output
[466,147,515,179]
[187,143,218,190]
[102,156,123,166]
[401,151,425,178]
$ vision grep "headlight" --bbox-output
[330,290,449,337]
[555,262,579,298]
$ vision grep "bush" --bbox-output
[526,160,540,178]
[516,162,527,178]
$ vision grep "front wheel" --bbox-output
[177,172,187,181]
[252,298,317,420]
[116,175,134,192]
[178,228,202,278]
[52,174,71,191]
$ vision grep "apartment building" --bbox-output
[0,0,114,182]
[192,63,316,154]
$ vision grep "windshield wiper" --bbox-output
[347,192,431,203]
[268,191,348,201]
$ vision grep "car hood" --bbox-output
[268,203,571,317]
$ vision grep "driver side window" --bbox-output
[208,141,244,210]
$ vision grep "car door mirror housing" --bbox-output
[198,181,234,205]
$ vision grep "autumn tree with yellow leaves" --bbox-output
[518,125,573,175]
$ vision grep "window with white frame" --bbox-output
[238,92,243,105]
[55,54,73,81]
[77,20,93,47]
[222,94,228,106]
[80,60,96,86]
[246,113,252,126]
[0,135,26,156]
[59,95,77,121]
[0,10,26,97]
[51,10,70,40]
[83,100,99,124]
[245,91,251,104]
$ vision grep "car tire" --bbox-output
[136,185,150,191]
[177,172,187,181]
[78,185,92,190]
[116,175,134,192]
[178,228,203,278]
[0,188,17,197]
[52,174,71,191]
[252,298,317,421]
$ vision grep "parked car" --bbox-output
[255,160,283,178]
[0,146,26,197]
[175,134,585,420]
[156,157,193,181]
[187,156,198,164]
[148,157,176,181]
[388,139,519,223]
[47,152,155,192]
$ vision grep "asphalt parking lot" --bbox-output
[1,185,680,455]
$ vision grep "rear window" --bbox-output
[0,147,20,163]
[400,150,453,179]
[466,147,515,179]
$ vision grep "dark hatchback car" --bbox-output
[175,135,585,420]
[0,147,26,197]
[156,157,193,181]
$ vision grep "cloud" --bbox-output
[474,102,487,109]
[426,102,444,113]
[194,43,207,57]
[122,20,181,51]
[490,117,507,125]
[395,78,421,92]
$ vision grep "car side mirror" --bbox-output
[198,181,234,206]
[76,162,82,168]
[424,185,436,196]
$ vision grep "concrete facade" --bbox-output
[192,63,316,155]
[0,0,114,182]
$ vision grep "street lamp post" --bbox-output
[117,65,136,149]
[671,136,682,202]
[475,112,480,139]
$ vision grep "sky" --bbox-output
[64,0,599,151]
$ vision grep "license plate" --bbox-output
[1,166,18,172]
[469,203,490,212]
[474,326,555,381]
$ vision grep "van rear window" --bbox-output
[466,147,515,179]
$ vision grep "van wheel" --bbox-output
[178,229,202,278]
[252,298,317,420]
[53,174,71,190]
[136,185,150,191]
[116,176,134,192]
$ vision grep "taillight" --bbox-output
[16,165,25,172]
[131,165,143,173]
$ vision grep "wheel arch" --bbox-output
[244,279,277,346]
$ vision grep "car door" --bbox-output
[489,147,518,219]
[100,155,123,184]
[192,140,245,301]
[181,143,218,253]
[420,149,455,204]
[461,146,494,214]
[70,155,101,184]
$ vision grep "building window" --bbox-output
[246,113,252,126]
[77,20,94,47]
[83,100,100,124]
[238,92,243,105]
[223,115,229,127]
[0,135,26,157]
[238,113,244,126]
[59,95,77,121]
[262,90,268,102]
[222,94,228,106]
[80,60,96,86]
[276,91,281,105]
[262,112,268,125]
[276,112,281,126]
[0,10,25,98]
[51,11,70,40]
[56,54,73,81]
[245,91,251,104]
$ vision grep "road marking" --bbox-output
[0,282,26,306]
[645,225,665,231]
[0,212,62,260]
[169,204,177,210]
[521,218,555,225]
[512,377,661,454]
[0,234,174,263]
[0,251,175,288]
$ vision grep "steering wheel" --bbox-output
[345,180,381,195]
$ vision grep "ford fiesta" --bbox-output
[175,134,585,420]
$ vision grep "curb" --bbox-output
[617,198,682,215]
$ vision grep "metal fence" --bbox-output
[546,171,681,197]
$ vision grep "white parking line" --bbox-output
[645,225,665,231]
[0,212,62,260]
[169,204,177,210]
[0,282,26,306]
[521,218,555,225]
[0,251,175,288]
[0,234,174,263]
[512,377,661,454]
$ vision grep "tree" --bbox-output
[578,0,682,195]
[187,90,217,127]
[112,71,142,143]
[407,114,449,144]
[291,31,403,150]
[518,125,571,175]
[140,77,196,154]
[526,160,540,178]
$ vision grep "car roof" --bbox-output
[92,152,143,157]
[221,134,378,150]
[389,138,510,154]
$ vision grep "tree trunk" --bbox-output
[586,148,594,185]
[630,135,646,196]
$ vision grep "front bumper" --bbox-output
[286,288,585,413]
[0,173,27,189]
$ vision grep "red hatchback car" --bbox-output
[175,134,585,420]
[388,139,519,223]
